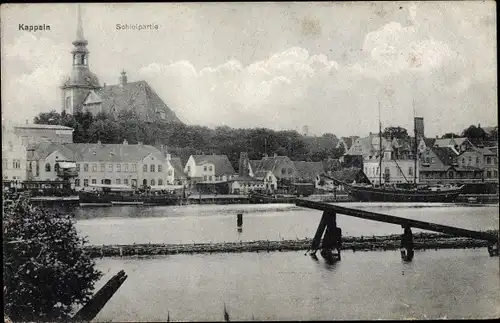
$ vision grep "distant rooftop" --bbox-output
[14,124,74,131]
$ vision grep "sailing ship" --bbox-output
[336,102,464,203]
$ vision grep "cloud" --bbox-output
[1,4,495,138]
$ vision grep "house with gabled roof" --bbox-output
[184,154,236,185]
[419,146,482,184]
[293,161,326,188]
[457,146,498,182]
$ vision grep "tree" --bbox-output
[3,193,102,321]
[33,110,62,125]
[382,126,410,139]
[462,125,487,144]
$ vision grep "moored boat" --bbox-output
[346,184,463,203]
[79,184,183,206]
[248,192,297,204]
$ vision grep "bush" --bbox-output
[3,192,102,321]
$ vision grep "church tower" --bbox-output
[60,4,101,115]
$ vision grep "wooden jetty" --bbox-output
[296,199,499,260]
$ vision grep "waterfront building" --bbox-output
[457,147,498,182]
[13,123,74,146]
[184,155,236,185]
[61,5,181,123]
[293,161,326,189]
[364,158,419,185]
[27,140,176,190]
[320,168,371,192]
[2,124,27,187]
[228,176,266,195]
[419,146,482,184]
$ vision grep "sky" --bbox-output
[1,2,497,138]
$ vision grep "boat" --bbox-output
[333,101,464,203]
[248,192,298,204]
[79,184,183,206]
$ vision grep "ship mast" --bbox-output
[413,99,417,187]
[379,101,382,186]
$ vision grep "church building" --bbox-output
[60,6,182,123]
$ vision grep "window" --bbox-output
[131,164,137,172]
[84,163,89,172]
[143,179,148,186]
[486,157,492,165]
[494,170,498,178]
[132,179,137,187]
[100,163,105,172]
[124,164,129,172]
[116,164,121,172]
[143,164,148,172]
[101,179,105,184]
[209,166,213,172]
[476,157,480,165]
[408,167,413,176]
[486,170,492,178]
[281,168,286,175]
[13,159,21,169]
[124,179,129,185]
[150,165,155,172]
[158,179,163,185]
[76,163,80,171]
[116,179,121,185]
[35,161,39,176]
[462,158,465,165]
[204,175,207,181]
[84,179,89,187]
[468,156,472,164]
[108,164,113,172]
[151,179,155,186]
[75,179,80,187]
[204,166,207,171]
[209,176,213,181]
[45,163,51,172]
[158,165,163,172]
[187,166,191,172]
[54,163,60,173]
[385,167,390,174]
[92,163,97,172]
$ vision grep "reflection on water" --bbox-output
[93,249,500,321]
[74,203,499,245]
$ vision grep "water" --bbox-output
[93,250,499,321]
[74,203,499,245]
[73,203,499,321]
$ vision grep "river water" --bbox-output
[73,203,499,321]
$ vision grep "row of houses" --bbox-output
[2,123,330,194]
[337,132,498,185]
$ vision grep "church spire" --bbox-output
[73,4,88,46]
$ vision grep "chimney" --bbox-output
[120,70,127,86]
[123,139,128,145]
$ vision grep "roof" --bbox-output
[170,157,187,179]
[293,161,325,182]
[329,168,370,184]
[433,137,469,147]
[30,142,165,163]
[431,146,458,166]
[481,126,497,134]
[14,124,74,131]
[83,80,182,123]
[28,142,77,160]
[191,155,236,175]
[249,160,261,173]
[256,156,293,173]
[423,138,436,147]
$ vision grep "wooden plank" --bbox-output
[72,270,128,321]
[296,199,497,243]
[310,211,329,250]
